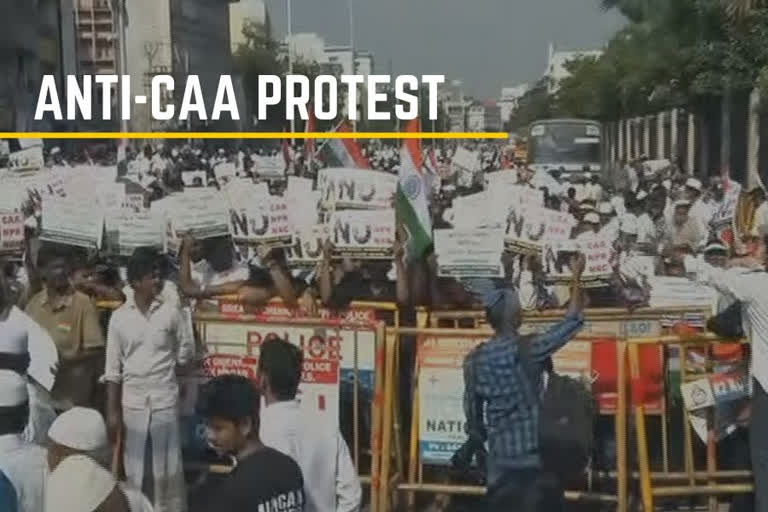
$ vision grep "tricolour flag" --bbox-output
[397,119,432,258]
[324,121,371,169]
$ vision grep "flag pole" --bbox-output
[287,0,295,134]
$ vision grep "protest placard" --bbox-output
[681,370,748,411]
[8,146,44,172]
[329,209,395,259]
[418,335,485,464]
[40,197,105,249]
[434,227,504,278]
[318,168,397,210]
[543,237,613,286]
[452,191,505,229]
[505,204,575,254]
[286,224,329,267]
[711,182,742,231]
[229,195,293,247]
[254,155,286,179]
[156,190,230,241]
[181,170,208,187]
[451,147,480,175]
[107,212,164,256]
[0,211,24,254]
[213,162,236,181]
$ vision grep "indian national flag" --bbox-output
[397,119,432,258]
[325,121,371,169]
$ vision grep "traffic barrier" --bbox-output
[100,297,401,512]
[377,306,716,512]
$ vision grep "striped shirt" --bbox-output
[683,256,768,393]
[462,312,585,472]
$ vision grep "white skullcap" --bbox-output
[636,190,648,201]
[48,407,108,452]
[45,455,116,512]
[620,215,638,235]
[675,199,691,208]
[583,212,600,224]
[686,178,703,192]
[584,172,592,180]
[598,202,614,215]
[50,147,61,155]
[0,370,28,407]
[704,242,728,254]
[0,319,28,355]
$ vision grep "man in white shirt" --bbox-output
[673,244,768,511]
[105,250,194,512]
[0,370,48,512]
[574,212,601,242]
[258,338,361,512]
[685,178,714,235]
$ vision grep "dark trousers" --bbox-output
[486,467,564,512]
[751,379,768,512]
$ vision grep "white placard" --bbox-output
[452,191,505,229]
[40,197,105,249]
[451,147,480,175]
[0,211,24,254]
[213,162,237,180]
[9,146,44,172]
[254,155,286,179]
[181,170,208,187]
[329,209,395,259]
[108,212,164,256]
[287,224,329,266]
[505,204,576,253]
[543,237,613,286]
[159,190,230,240]
[318,168,397,210]
[434,227,504,278]
[229,195,293,246]
[711,183,742,229]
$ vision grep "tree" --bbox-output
[234,21,284,129]
[508,79,553,132]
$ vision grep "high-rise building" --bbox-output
[498,84,530,128]
[124,0,236,131]
[545,42,602,93]
[75,0,117,76]
[229,0,269,52]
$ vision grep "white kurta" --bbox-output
[0,434,47,512]
[105,295,194,512]
[121,482,155,512]
[261,401,362,512]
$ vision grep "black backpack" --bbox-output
[518,335,596,480]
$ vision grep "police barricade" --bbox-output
[188,298,399,512]
[377,307,712,512]
[99,297,400,512]
[626,333,752,512]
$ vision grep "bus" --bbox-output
[527,119,602,175]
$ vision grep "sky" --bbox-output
[265,0,626,99]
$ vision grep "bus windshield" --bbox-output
[528,123,601,166]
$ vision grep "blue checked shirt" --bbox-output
[462,312,585,472]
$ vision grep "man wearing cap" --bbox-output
[670,237,768,511]
[664,200,706,251]
[685,178,715,235]
[47,407,153,512]
[583,173,603,203]
[459,256,585,511]
[46,455,130,512]
[25,248,105,412]
[0,370,48,512]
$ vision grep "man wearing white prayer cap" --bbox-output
[684,177,715,236]
[47,408,153,512]
[46,455,129,512]
[0,370,48,512]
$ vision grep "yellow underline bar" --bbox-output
[1,131,507,140]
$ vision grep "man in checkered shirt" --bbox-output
[460,253,586,511]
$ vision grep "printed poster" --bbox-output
[434,227,504,278]
[329,209,395,259]
[318,168,397,210]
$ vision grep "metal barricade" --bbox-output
[377,306,714,512]
[192,298,401,512]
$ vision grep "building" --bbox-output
[438,80,472,132]
[229,0,269,52]
[75,0,116,75]
[124,0,236,131]
[545,42,602,93]
[0,0,77,131]
[467,101,502,132]
[281,33,374,78]
[497,83,529,128]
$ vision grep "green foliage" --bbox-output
[508,79,553,133]
[542,0,768,121]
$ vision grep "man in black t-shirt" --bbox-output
[192,374,305,512]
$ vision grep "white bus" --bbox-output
[527,119,602,175]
